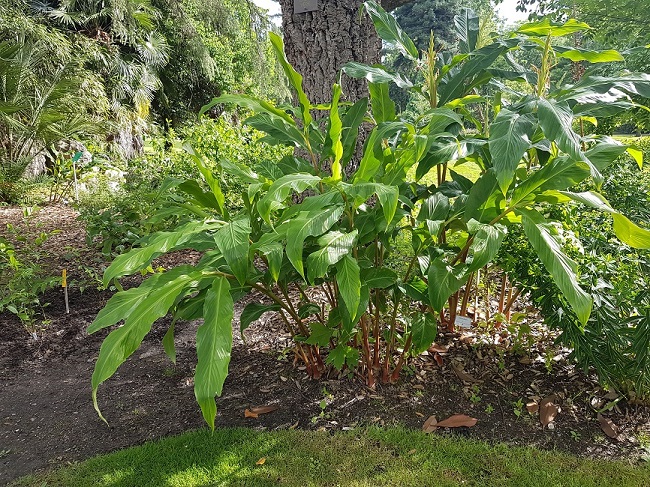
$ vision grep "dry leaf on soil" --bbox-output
[540,395,558,427]
[422,415,438,433]
[436,414,478,428]
[451,363,482,384]
[526,401,539,414]
[249,405,279,415]
[428,343,449,353]
[598,413,620,439]
[433,353,444,367]
[244,409,259,418]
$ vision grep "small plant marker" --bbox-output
[62,269,69,314]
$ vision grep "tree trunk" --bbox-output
[277,0,381,106]
[277,1,414,172]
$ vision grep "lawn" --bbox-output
[12,427,650,487]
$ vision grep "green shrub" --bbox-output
[499,151,650,395]
[0,209,61,335]
[87,4,650,428]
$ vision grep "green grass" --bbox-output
[12,427,650,487]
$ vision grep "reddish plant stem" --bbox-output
[460,272,474,317]
[372,291,381,368]
[360,315,375,388]
[390,335,413,383]
[504,287,522,317]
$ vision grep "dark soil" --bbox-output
[1,205,649,485]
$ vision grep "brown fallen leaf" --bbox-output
[436,414,478,428]
[598,413,620,439]
[249,405,279,415]
[244,409,259,418]
[428,343,449,353]
[256,457,266,465]
[422,415,438,433]
[451,363,483,384]
[526,401,539,414]
[289,421,299,430]
[540,395,559,427]
[433,352,444,367]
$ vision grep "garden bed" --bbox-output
[1,205,649,484]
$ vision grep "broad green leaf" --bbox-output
[627,147,643,169]
[328,84,344,181]
[542,191,650,249]
[363,1,418,60]
[200,93,294,124]
[517,18,590,37]
[464,169,501,223]
[410,312,438,354]
[240,302,282,333]
[417,193,450,222]
[102,221,222,285]
[307,230,358,283]
[177,180,221,210]
[269,31,312,127]
[559,73,650,106]
[520,209,592,325]
[341,98,368,165]
[415,139,458,180]
[537,99,585,163]
[342,62,414,89]
[304,323,333,347]
[245,113,307,149]
[326,344,359,370]
[489,109,535,192]
[455,8,479,54]
[437,40,517,105]
[90,267,203,422]
[421,108,464,135]
[298,303,321,318]
[219,157,261,183]
[554,46,624,63]
[257,241,283,282]
[403,277,428,303]
[612,214,650,249]
[214,219,251,285]
[184,145,226,214]
[555,190,614,213]
[467,222,507,272]
[354,121,405,183]
[340,284,369,335]
[428,258,468,312]
[361,268,398,289]
[257,173,321,224]
[585,138,628,171]
[384,133,430,186]
[194,276,234,430]
[282,207,344,278]
[344,182,399,224]
[510,157,591,207]
[336,255,361,323]
[369,82,396,123]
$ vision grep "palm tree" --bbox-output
[0,39,97,179]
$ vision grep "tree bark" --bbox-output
[277,1,415,172]
[277,0,382,106]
